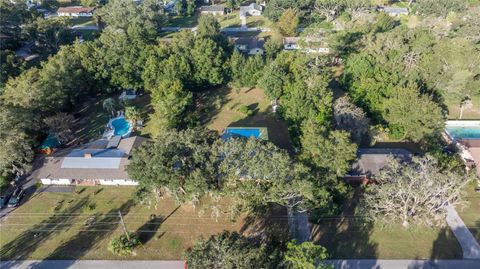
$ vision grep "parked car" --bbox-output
[7,187,25,207]
[0,191,13,208]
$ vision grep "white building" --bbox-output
[57,6,95,17]
[38,136,147,186]
[377,6,409,17]
[283,37,330,54]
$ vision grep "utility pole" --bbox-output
[118,210,130,240]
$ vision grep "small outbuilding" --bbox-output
[230,37,265,55]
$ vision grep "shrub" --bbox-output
[387,124,405,140]
[238,105,254,116]
[108,232,140,256]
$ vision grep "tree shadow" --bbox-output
[29,200,135,264]
[310,188,379,259]
[0,196,90,266]
[239,204,290,244]
[193,86,231,126]
[430,226,463,259]
[136,215,164,245]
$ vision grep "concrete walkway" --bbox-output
[446,203,480,259]
[0,260,184,269]
[287,208,311,243]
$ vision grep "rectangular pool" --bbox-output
[221,127,268,140]
[445,126,480,140]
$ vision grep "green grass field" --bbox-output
[0,186,285,260]
[458,181,480,243]
[194,86,293,151]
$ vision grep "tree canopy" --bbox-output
[359,156,472,227]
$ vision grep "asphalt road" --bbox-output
[2,260,480,269]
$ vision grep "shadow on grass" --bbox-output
[135,206,180,245]
[194,87,231,126]
[30,200,135,263]
[0,196,90,266]
[239,204,290,244]
[311,189,379,259]
[430,226,463,259]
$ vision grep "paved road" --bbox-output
[160,26,270,33]
[287,208,310,243]
[3,260,480,269]
[326,259,480,269]
[0,260,184,269]
[70,25,99,30]
[446,203,480,259]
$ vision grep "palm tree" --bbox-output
[459,95,472,120]
[103,98,116,117]
[125,106,141,130]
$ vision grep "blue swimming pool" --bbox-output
[446,126,480,140]
[111,117,131,136]
[222,128,262,140]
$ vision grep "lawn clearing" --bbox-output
[446,94,480,119]
[194,87,293,151]
[68,17,96,27]
[165,15,199,27]
[458,181,480,243]
[0,186,289,260]
[311,193,462,259]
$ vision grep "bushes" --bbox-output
[238,105,254,117]
[108,232,140,256]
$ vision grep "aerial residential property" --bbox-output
[57,6,96,17]
[2,0,480,269]
[230,36,265,55]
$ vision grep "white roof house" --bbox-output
[57,6,95,17]
[37,136,147,186]
[283,37,330,54]
[378,6,409,17]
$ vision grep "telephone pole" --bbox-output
[118,210,130,240]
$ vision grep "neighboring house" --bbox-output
[239,3,262,17]
[164,0,179,14]
[199,5,225,16]
[345,148,412,184]
[239,3,262,26]
[37,136,147,186]
[230,37,265,55]
[57,6,95,17]
[119,90,137,101]
[377,6,409,17]
[283,37,330,54]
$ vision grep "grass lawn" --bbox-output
[458,180,480,243]
[446,95,480,120]
[311,194,462,259]
[0,186,289,260]
[165,15,199,27]
[69,17,95,27]
[70,96,110,144]
[75,29,99,41]
[194,87,293,151]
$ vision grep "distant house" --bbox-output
[199,5,225,16]
[345,148,412,184]
[377,6,409,17]
[164,0,179,14]
[119,90,137,101]
[37,136,147,186]
[239,3,262,17]
[57,6,95,17]
[283,37,330,54]
[230,37,265,55]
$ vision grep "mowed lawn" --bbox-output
[458,181,480,243]
[0,186,288,260]
[195,87,293,151]
[311,193,462,259]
